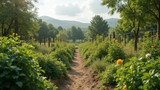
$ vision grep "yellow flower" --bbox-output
[123,86,127,90]
[120,46,123,48]
[105,42,107,44]
[113,38,116,40]
[115,40,118,42]
[34,38,36,40]
[117,59,123,64]
[151,46,155,48]
[12,33,15,35]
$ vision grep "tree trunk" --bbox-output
[40,39,41,45]
[48,36,50,47]
[2,22,4,36]
[44,37,45,45]
[157,20,160,40]
[53,38,55,43]
[14,17,18,35]
[125,35,126,46]
[134,34,138,51]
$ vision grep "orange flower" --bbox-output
[117,59,123,64]
[113,38,116,40]
[105,42,107,44]
[34,38,36,40]
[115,40,118,42]
[151,46,155,48]
[120,46,123,48]
[12,33,15,35]
[123,86,127,90]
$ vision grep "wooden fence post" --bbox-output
[113,32,115,39]
[151,31,154,43]
[110,34,112,41]
[44,37,45,45]
[48,36,50,47]
[125,34,126,46]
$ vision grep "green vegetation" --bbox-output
[88,15,109,40]
[79,34,160,90]
[0,35,57,89]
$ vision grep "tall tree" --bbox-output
[56,31,68,41]
[88,15,109,39]
[48,24,58,42]
[58,26,63,31]
[37,19,49,45]
[77,27,85,40]
[70,26,78,42]
[102,0,147,51]
[138,0,160,40]
[0,0,38,37]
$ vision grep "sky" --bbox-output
[35,0,120,23]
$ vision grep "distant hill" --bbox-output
[106,18,119,28]
[39,16,90,29]
[39,16,119,29]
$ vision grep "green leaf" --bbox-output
[10,66,22,71]
[16,81,23,88]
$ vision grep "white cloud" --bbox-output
[88,0,109,14]
[35,0,120,23]
[55,3,82,16]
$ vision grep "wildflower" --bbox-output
[146,53,151,58]
[34,38,36,40]
[0,41,1,43]
[24,41,27,43]
[123,86,127,90]
[117,59,123,64]
[113,38,116,40]
[120,46,123,48]
[64,55,66,58]
[151,46,155,48]
[115,40,118,42]
[13,33,15,35]
[105,42,107,44]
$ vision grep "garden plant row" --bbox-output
[79,35,160,90]
[0,35,75,90]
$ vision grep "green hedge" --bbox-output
[0,36,56,90]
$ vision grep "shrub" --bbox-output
[0,36,56,90]
[141,39,160,59]
[99,63,120,90]
[36,54,67,80]
[51,48,72,69]
[91,59,108,72]
[106,42,125,62]
[115,57,160,90]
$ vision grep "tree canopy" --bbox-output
[88,15,109,39]
[0,0,38,38]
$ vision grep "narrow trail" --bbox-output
[56,49,100,90]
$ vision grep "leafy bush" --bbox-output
[99,63,121,90]
[52,48,71,69]
[141,39,160,59]
[36,54,67,80]
[0,36,56,90]
[91,59,108,72]
[50,42,75,69]
[115,57,160,90]
[106,42,125,62]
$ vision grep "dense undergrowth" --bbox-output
[79,35,160,90]
[0,35,75,90]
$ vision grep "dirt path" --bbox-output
[56,49,100,90]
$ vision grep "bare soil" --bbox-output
[55,49,100,90]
